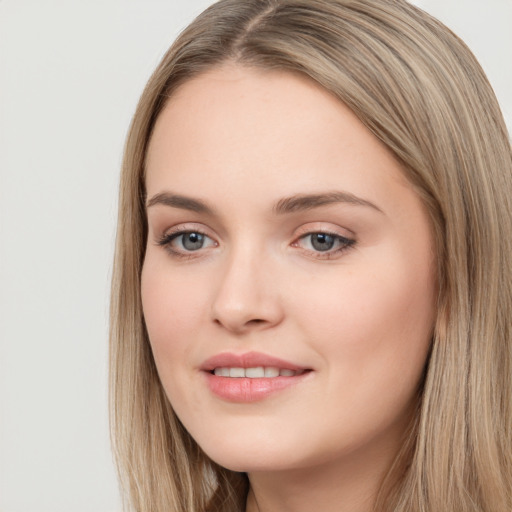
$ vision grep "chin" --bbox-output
[206,451,300,473]
[193,429,301,473]
[197,432,331,474]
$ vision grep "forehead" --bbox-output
[145,64,410,208]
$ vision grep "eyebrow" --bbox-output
[146,192,214,214]
[273,191,383,215]
[146,190,383,215]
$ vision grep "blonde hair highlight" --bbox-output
[110,1,512,510]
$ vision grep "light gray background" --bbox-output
[0,1,510,511]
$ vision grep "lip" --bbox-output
[200,351,308,372]
[200,351,312,403]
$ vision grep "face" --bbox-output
[142,65,437,474]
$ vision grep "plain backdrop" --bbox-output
[0,1,510,511]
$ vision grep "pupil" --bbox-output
[311,233,335,251]
[183,232,204,251]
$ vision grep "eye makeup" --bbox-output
[155,225,356,262]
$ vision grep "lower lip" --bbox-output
[204,372,310,402]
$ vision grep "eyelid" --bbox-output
[157,222,216,240]
[155,223,219,258]
[154,222,355,260]
[290,223,356,259]
[292,222,355,239]
[292,233,355,260]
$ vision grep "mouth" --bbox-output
[211,367,307,378]
[201,352,313,402]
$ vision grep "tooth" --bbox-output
[229,367,245,378]
[264,367,279,377]
[245,367,265,378]
[214,367,300,378]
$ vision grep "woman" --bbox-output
[109,0,512,510]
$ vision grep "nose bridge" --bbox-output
[211,236,282,332]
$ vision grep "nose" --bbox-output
[211,247,284,334]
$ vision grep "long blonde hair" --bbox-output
[110,1,512,510]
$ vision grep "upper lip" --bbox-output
[200,351,309,372]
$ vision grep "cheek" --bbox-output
[140,262,206,373]
[293,252,435,392]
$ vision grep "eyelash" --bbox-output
[293,231,355,260]
[157,228,215,260]
[156,228,356,260]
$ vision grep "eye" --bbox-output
[307,233,337,252]
[175,232,209,251]
[157,229,217,255]
[295,231,355,257]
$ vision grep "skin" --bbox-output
[142,64,437,512]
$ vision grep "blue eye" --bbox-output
[177,232,207,251]
[158,230,216,254]
[309,233,336,251]
[298,232,355,255]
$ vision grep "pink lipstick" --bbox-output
[201,351,312,402]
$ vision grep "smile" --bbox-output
[212,367,305,378]
[201,352,312,402]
